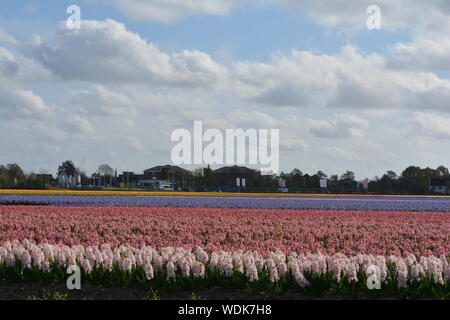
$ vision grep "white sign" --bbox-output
[362,180,369,190]
[320,179,327,188]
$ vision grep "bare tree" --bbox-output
[97,164,114,177]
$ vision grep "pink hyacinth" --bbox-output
[166,261,176,280]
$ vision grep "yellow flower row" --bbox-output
[0,189,448,198]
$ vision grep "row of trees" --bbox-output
[369,165,449,194]
[57,161,116,186]
[0,161,116,189]
[1,161,449,194]
[189,165,449,194]
[57,161,115,176]
[0,163,50,189]
[190,166,275,191]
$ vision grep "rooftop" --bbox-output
[144,165,191,174]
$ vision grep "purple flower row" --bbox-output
[1,195,450,211]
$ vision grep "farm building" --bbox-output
[429,177,450,194]
[143,165,191,181]
[115,165,192,190]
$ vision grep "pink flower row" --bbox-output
[1,239,449,288]
[0,206,449,256]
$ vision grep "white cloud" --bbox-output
[233,45,450,112]
[384,3,450,73]
[412,82,450,113]
[0,87,52,120]
[20,20,450,115]
[96,0,450,78]
[388,37,450,73]
[22,19,228,87]
[0,47,19,78]
[226,110,281,129]
[127,135,146,152]
[411,112,450,139]
[111,0,234,23]
[102,0,450,77]
[67,115,96,135]
[280,138,310,152]
[307,114,368,138]
[106,0,450,32]
[0,47,53,120]
[0,27,18,45]
[276,0,450,32]
[2,6,450,177]
[68,85,136,117]
[322,146,360,161]
[273,1,450,74]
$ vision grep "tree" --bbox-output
[385,170,398,180]
[174,170,185,189]
[57,160,78,177]
[6,163,25,178]
[26,172,47,189]
[0,163,26,187]
[400,166,432,194]
[329,174,338,181]
[0,174,7,188]
[288,169,302,190]
[192,167,215,190]
[436,165,449,177]
[316,170,327,179]
[340,171,355,181]
[80,171,90,186]
[401,166,420,180]
[420,167,437,193]
[203,165,216,187]
[97,164,114,177]
[379,170,398,194]
[193,168,204,188]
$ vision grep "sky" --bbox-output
[0,0,449,180]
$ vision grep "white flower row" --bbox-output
[0,239,449,288]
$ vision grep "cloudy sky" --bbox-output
[0,0,449,179]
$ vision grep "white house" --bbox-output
[429,177,450,194]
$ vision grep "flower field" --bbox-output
[2,189,448,198]
[2,240,449,298]
[1,194,450,211]
[1,206,449,256]
[0,193,449,298]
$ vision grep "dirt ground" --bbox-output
[0,281,385,300]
